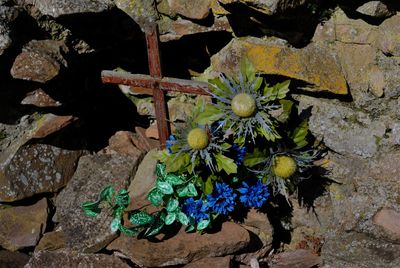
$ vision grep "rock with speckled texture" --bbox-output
[0,2,19,56]
[56,153,141,253]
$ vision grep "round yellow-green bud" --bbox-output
[271,155,297,178]
[187,128,209,150]
[231,93,257,118]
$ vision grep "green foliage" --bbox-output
[291,120,309,149]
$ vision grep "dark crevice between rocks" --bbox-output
[220,0,337,48]
[97,248,141,268]
[177,11,216,28]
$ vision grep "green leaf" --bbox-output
[214,153,237,174]
[99,185,115,204]
[165,174,185,186]
[186,183,198,197]
[129,211,154,226]
[165,213,176,225]
[166,199,179,212]
[240,58,256,82]
[243,149,265,167]
[208,77,231,96]
[176,185,189,197]
[166,154,190,173]
[194,104,223,125]
[204,175,215,195]
[110,218,121,232]
[220,142,231,150]
[197,219,210,231]
[147,188,164,206]
[155,163,167,179]
[144,212,166,237]
[291,120,309,149]
[177,212,189,225]
[275,80,290,99]
[276,99,294,123]
[252,76,263,91]
[113,207,124,219]
[119,225,143,236]
[185,225,195,232]
[81,201,101,217]
[157,181,174,195]
[115,189,130,208]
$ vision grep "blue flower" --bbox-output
[237,179,269,208]
[207,182,237,215]
[232,145,247,165]
[166,135,176,154]
[182,198,209,223]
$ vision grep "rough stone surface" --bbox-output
[128,148,158,199]
[356,1,395,18]
[0,198,48,251]
[56,154,141,253]
[0,3,19,55]
[10,40,68,83]
[114,0,158,29]
[31,0,114,18]
[184,256,233,268]
[298,96,388,158]
[204,37,347,94]
[269,249,321,268]
[376,14,400,57]
[107,222,251,267]
[100,130,144,157]
[0,143,84,202]
[219,0,309,15]
[158,0,211,20]
[0,250,30,268]
[21,89,62,107]
[25,250,131,268]
[322,232,400,268]
[35,230,66,252]
[373,208,400,242]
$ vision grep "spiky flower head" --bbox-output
[203,60,290,145]
[187,128,209,150]
[271,155,297,179]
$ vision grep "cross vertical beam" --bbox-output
[145,24,170,146]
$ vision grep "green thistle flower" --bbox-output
[203,60,290,144]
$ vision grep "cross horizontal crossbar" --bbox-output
[101,71,210,96]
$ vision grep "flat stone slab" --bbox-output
[107,222,251,267]
[56,154,141,253]
[0,198,48,251]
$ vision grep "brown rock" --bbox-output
[376,14,400,57]
[0,198,48,251]
[100,130,144,157]
[21,89,61,107]
[268,249,321,268]
[0,143,84,202]
[25,249,131,268]
[133,127,161,152]
[184,256,233,268]
[204,37,347,94]
[32,114,77,139]
[0,250,30,268]
[373,208,400,241]
[35,230,66,252]
[356,1,395,18]
[56,154,141,253]
[10,40,68,83]
[219,0,308,15]
[107,222,251,267]
[158,0,211,20]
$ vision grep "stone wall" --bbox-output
[0,0,400,267]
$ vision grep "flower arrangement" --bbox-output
[82,60,322,237]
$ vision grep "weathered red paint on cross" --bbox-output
[101,23,210,147]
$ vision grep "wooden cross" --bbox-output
[101,23,210,147]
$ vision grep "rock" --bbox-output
[158,0,211,20]
[356,1,395,18]
[268,249,321,268]
[184,256,233,268]
[30,0,114,18]
[32,114,77,139]
[0,3,19,55]
[35,230,66,252]
[0,198,48,251]
[100,130,144,157]
[159,16,232,42]
[56,154,141,253]
[128,148,158,199]
[21,89,61,107]
[0,250,30,268]
[25,250,131,268]
[114,0,158,29]
[133,127,161,152]
[376,14,400,57]
[10,40,68,83]
[0,143,84,202]
[321,232,400,268]
[242,208,273,247]
[373,208,400,242]
[219,0,309,15]
[298,96,386,158]
[107,222,251,267]
[204,37,347,95]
